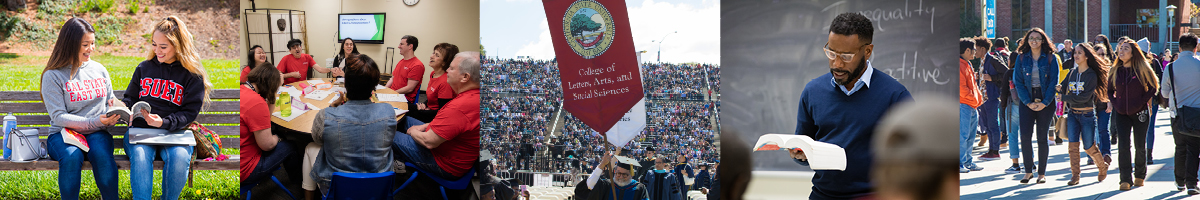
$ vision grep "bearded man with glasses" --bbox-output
[787,12,913,200]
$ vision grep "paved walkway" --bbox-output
[960,109,1199,200]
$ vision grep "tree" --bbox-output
[570,13,602,37]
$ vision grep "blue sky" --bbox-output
[481,0,719,64]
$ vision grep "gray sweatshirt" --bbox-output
[40,60,118,134]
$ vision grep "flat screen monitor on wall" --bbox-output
[338,13,386,44]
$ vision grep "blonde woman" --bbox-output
[40,17,122,200]
[121,16,212,200]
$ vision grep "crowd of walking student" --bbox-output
[961,28,1200,194]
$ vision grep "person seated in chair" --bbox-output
[309,54,398,194]
[392,51,482,181]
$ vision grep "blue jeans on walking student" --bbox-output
[1146,100,1158,156]
[1097,110,1112,156]
[394,116,456,179]
[124,136,194,200]
[1066,111,1097,149]
[980,100,1001,152]
[1007,103,1021,159]
[960,104,980,169]
[47,131,119,200]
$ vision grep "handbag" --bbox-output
[1168,63,1200,137]
[6,128,46,162]
[187,122,223,160]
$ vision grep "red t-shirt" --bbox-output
[239,66,251,83]
[278,54,315,84]
[239,85,272,181]
[425,73,454,110]
[429,89,480,177]
[389,57,425,102]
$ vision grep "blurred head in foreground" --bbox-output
[872,94,959,200]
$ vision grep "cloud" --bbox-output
[512,0,720,64]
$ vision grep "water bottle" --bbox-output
[279,93,292,117]
[3,112,16,160]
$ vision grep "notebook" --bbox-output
[127,128,196,146]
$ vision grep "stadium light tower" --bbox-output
[652,31,677,63]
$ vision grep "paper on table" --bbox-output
[328,93,342,104]
[272,109,308,122]
[306,80,324,85]
[394,107,408,117]
[753,134,847,171]
[375,84,387,90]
[305,90,334,100]
[377,93,407,102]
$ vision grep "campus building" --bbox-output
[970,0,1196,53]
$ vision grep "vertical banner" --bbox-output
[605,98,647,147]
[984,0,995,38]
[543,0,644,133]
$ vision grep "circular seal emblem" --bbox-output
[563,0,615,59]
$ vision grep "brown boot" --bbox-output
[1086,145,1109,182]
[1120,182,1132,190]
[1068,142,1081,185]
[1135,178,1145,187]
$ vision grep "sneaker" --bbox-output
[1178,183,1186,191]
[1005,165,1022,174]
[960,167,970,173]
[966,165,985,171]
[979,152,1001,161]
[1048,140,1057,145]
[1189,188,1199,195]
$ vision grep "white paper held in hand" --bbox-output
[753,134,847,171]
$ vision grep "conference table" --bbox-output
[270,78,409,138]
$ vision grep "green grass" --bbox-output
[0,54,240,91]
[0,170,238,199]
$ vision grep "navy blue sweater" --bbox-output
[794,68,913,200]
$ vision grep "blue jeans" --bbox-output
[1097,110,1112,155]
[394,116,456,179]
[124,136,194,200]
[1066,111,1097,149]
[980,100,1001,152]
[960,104,980,168]
[47,131,118,200]
[1006,103,1021,159]
[1147,101,1158,152]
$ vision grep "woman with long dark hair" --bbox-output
[330,38,358,78]
[1059,42,1112,185]
[1012,27,1060,184]
[1108,38,1160,191]
[123,16,212,200]
[240,45,268,82]
[39,17,121,200]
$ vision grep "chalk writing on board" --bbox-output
[878,51,951,85]
[824,0,937,33]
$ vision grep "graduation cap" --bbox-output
[613,155,641,172]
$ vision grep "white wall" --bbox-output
[241,0,481,90]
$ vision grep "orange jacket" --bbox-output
[960,58,983,108]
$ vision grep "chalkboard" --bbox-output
[720,0,960,171]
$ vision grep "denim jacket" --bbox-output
[310,100,397,189]
[1013,51,1060,106]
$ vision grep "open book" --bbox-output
[106,101,151,126]
[753,134,847,171]
[61,128,90,152]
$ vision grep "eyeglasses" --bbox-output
[614,171,630,177]
[823,43,869,63]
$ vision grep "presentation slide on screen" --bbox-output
[339,14,385,41]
